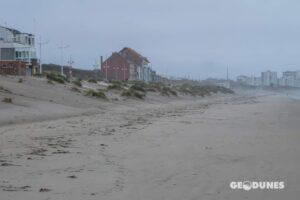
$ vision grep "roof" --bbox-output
[119,47,149,66]
[0,26,21,35]
[0,26,34,36]
[103,52,129,65]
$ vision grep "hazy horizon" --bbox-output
[1,0,300,79]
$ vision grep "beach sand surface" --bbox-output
[0,76,299,200]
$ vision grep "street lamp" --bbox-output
[67,56,74,80]
[58,42,70,76]
[102,61,109,81]
[37,36,49,74]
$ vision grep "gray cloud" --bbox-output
[1,0,300,78]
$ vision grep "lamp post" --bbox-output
[58,42,70,76]
[37,36,49,74]
[102,65,109,81]
[103,60,108,81]
[67,56,74,80]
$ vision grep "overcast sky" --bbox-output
[1,0,300,79]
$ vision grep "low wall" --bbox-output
[0,61,26,76]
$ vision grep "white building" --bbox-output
[261,71,277,87]
[281,71,300,88]
[0,26,37,64]
[237,75,249,83]
[237,75,261,87]
[251,76,262,86]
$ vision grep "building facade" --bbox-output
[101,52,130,81]
[280,71,300,87]
[261,71,277,87]
[0,26,38,75]
[0,60,26,75]
[237,75,261,87]
[101,47,157,82]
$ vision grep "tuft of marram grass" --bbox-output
[178,84,234,97]
[107,83,123,90]
[46,72,66,84]
[121,89,145,99]
[85,89,107,99]
[0,86,12,93]
[88,79,97,83]
[160,86,177,96]
[130,83,146,93]
[72,80,82,87]
[2,97,12,103]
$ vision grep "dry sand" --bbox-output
[0,76,299,200]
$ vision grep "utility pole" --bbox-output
[38,36,49,74]
[58,42,70,76]
[226,65,230,88]
[67,56,74,80]
[101,57,108,81]
[227,65,229,81]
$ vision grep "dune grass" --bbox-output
[46,72,66,84]
[88,79,97,83]
[72,79,82,87]
[85,89,107,99]
[2,97,12,103]
[121,88,145,99]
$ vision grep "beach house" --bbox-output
[0,26,38,75]
[101,47,156,82]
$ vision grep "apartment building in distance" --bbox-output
[0,26,38,75]
[237,75,261,87]
[261,71,278,87]
[279,71,300,88]
[237,70,300,88]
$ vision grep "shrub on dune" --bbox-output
[72,80,82,87]
[108,83,123,90]
[85,89,107,99]
[46,72,66,84]
[130,83,146,93]
[121,89,145,99]
[2,97,12,103]
[88,79,97,83]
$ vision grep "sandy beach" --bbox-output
[0,76,300,200]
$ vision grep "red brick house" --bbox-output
[101,52,130,81]
[101,47,154,81]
